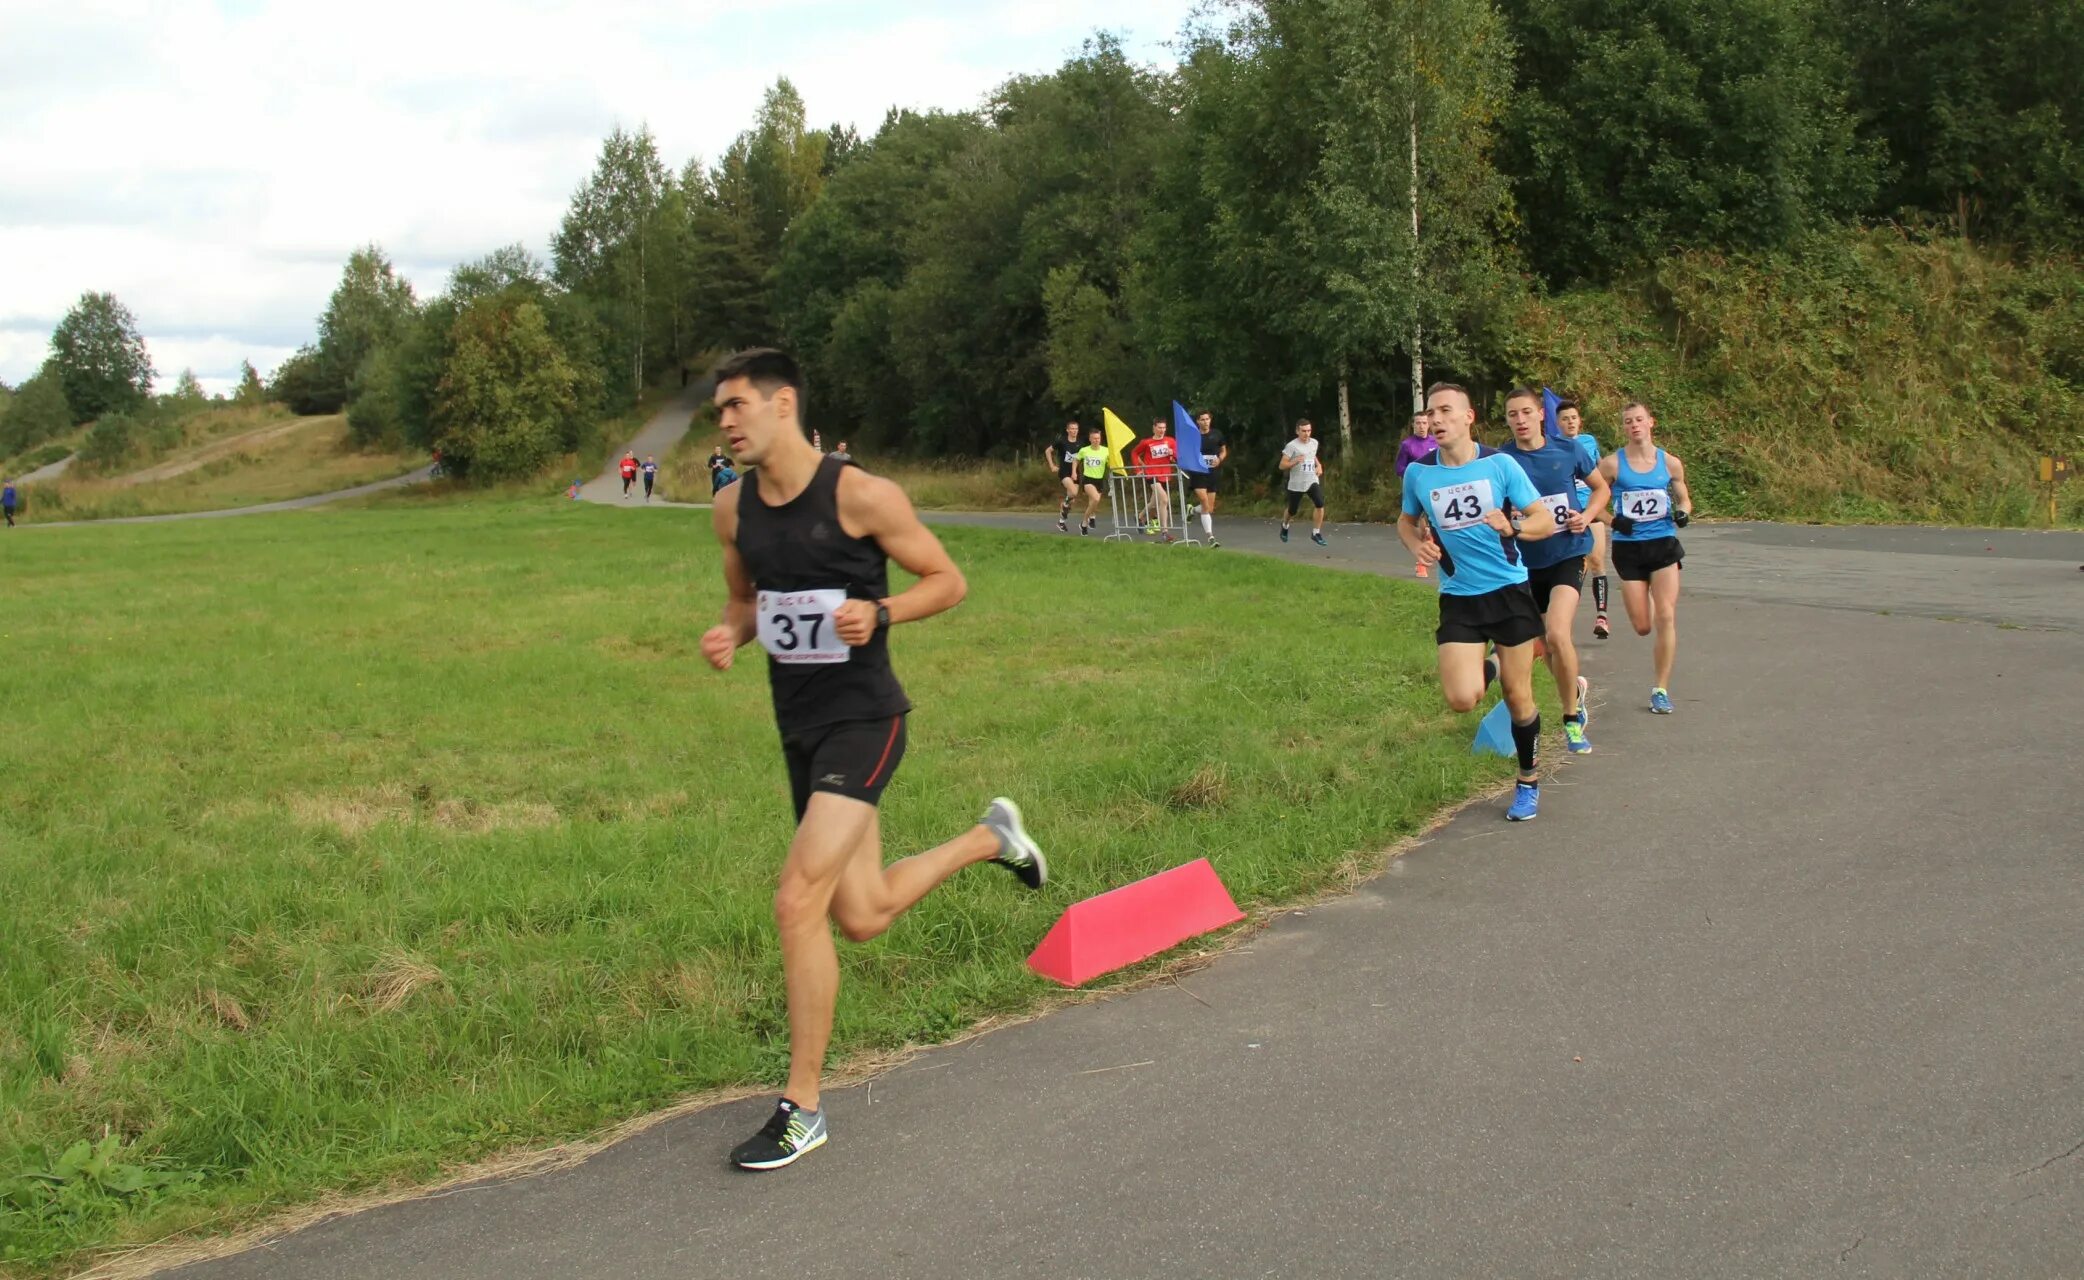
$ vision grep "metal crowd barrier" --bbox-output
[1106,470,1202,546]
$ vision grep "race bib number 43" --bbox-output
[1620,488,1669,521]
[757,588,851,664]
[1428,479,1495,531]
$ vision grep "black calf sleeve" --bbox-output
[1593,575,1609,612]
[1512,714,1540,775]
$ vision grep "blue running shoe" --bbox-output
[1564,718,1591,754]
[1311,530,1327,547]
[1506,780,1539,822]
[1650,688,1673,715]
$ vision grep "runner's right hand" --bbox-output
[1414,536,1443,565]
[701,625,738,671]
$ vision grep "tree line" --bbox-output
[7,0,2076,480]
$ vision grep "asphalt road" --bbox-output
[148,510,2084,1279]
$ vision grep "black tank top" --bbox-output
[736,455,911,734]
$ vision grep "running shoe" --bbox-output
[1279,524,1290,543]
[731,1099,827,1171]
[1593,614,1609,639]
[1080,523,1090,536]
[1161,532,1176,544]
[1650,688,1673,715]
[1057,519,1067,532]
[1145,521,1160,535]
[1209,538,1219,548]
[1311,531,1327,547]
[1506,781,1539,822]
[1575,676,1590,729]
[982,797,1047,889]
[1564,718,1591,754]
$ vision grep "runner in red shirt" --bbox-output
[1128,418,1180,541]
[619,452,639,499]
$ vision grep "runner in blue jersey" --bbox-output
[1398,382,1559,821]
[1555,398,1612,638]
[1595,400,1694,714]
[1499,387,1609,755]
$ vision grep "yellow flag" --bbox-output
[1102,408,1137,474]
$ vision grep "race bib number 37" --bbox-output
[757,588,851,664]
[1620,488,1669,521]
[1428,479,1495,532]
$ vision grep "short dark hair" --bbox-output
[1505,385,1542,407]
[712,348,805,415]
[1296,417,1313,428]
[1425,381,1471,403]
[1555,397,1579,414]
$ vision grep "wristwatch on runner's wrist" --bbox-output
[874,602,891,631]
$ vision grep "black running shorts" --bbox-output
[1436,584,1546,648]
[1612,536,1684,581]
[781,715,908,821]
[1525,555,1587,613]
[1188,471,1220,494]
[1285,484,1325,515]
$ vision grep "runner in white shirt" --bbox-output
[1278,419,1329,546]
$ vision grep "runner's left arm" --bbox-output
[1578,460,1611,523]
[834,470,967,644]
[701,488,757,670]
[1668,454,1693,519]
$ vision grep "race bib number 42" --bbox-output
[1428,479,1495,532]
[1620,488,1669,521]
[757,588,851,664]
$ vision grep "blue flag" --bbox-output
[1171,400,1206,473]
[1542,386,1563,440]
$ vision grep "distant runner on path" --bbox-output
[1048,421,1082,531]
[1279,418,1328,546]
[1395,413,1434,577]
[1597,401,1693,714]
[641,456,658,502]
[1397,383,1557,822]
[1556,397,1611,638]
[619,452,639,499]
[1190,410,1227,546]
[1129,417,1179,540]
[1074,427,1110,535]
[701,348,1046,1172]
[2,481,16,528]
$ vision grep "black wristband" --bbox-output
[1673,509,1691,528]
[1611,513,1636,535]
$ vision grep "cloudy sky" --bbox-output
[0,0,1199,396]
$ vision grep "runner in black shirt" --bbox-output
[1046,420,1082,531]
[702,348,1047,1172]
[1189,410,1228,546]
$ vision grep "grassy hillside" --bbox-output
[17,413,424,522]
[1511,230,2084,525]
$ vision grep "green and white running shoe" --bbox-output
[731,1098,827,1171]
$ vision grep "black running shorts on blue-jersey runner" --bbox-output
[1526,555,1586,613]
[1436,583,1546,647]
[735,454,913,740]
[1612,536,1684,581]
[783,714,908,819]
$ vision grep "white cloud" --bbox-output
[0,0,1192,390]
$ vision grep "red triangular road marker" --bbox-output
[1027,857,1246,987]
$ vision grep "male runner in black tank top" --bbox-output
[701,348,1048,1172]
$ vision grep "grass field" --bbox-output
[16,414,424,523]
[0,502,1517,1273]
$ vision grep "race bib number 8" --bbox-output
[1620,488,1669,521]
[757,589,851,664]
[1428,479,1495,532]
[1538,491,1576,527]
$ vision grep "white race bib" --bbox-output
[756,589,851,664]
[1619,488,1669,522]
[1537,491,1576,528]
[1428,479,1495,532]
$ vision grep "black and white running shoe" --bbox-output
[731,1098,828,1171]
[982,797,1048,889]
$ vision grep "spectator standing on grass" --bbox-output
[642,455,659,502]
[3,480,16,528]
[710,447,730,482]
[830,441,852,463]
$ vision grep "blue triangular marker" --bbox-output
[1172,400,1207,474]
[1542,386,1563,440]
[1471,699,1515,757]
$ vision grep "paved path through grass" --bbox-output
[577,388,706,505]
[149,511,2084,1279]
